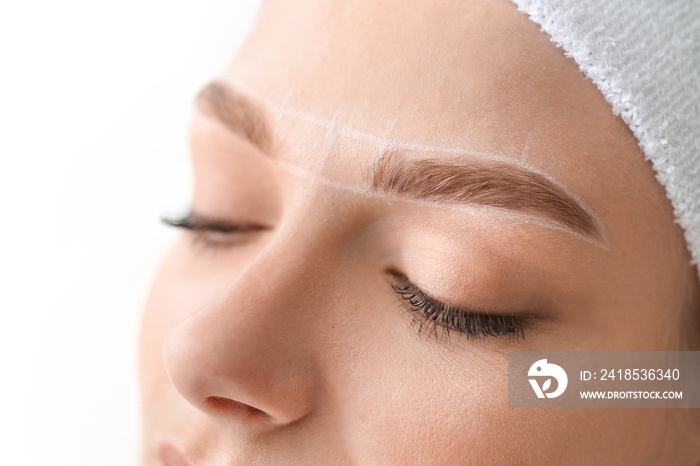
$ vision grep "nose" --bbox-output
[163,227,330,428]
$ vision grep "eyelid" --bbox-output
[386,270,530,340]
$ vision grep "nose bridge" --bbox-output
[215,195,339,334]
[231,182,343,311]
[164,185,345,426]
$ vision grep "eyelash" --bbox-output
[162,214,527,341]
[387,273,526,341]
[160,214,264,250]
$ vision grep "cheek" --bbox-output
[328,324,522,463]
[336,333,668,464]
[346,353,521,463]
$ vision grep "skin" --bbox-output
[139,0,700,464]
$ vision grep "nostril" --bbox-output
[205,396,276,422]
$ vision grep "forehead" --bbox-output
[226,0,641,186]
[230,0,601,141]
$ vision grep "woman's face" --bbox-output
[139,0,700,463]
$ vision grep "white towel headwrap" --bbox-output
[508,0,700,270]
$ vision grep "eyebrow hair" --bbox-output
[195,81,601,241]
[196,81,273,154]
[366,150,601,240]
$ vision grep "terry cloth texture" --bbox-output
[508,0,700,269]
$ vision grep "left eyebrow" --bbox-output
[365,150,603,241]
[195,80,273,154]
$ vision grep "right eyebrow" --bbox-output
[366,150,602,241]
[196,80,273,154]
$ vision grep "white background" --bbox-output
[0,1,261,464]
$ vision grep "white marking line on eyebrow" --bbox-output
[315,111,344,178]
[273,158,610,251]
[228,80,607,244]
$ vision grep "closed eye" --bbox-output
[386,271,530,341]
[161,212,269,251]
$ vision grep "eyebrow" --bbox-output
[366,150,601,240]
[196,81,273,154]
[196,80,601,241]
